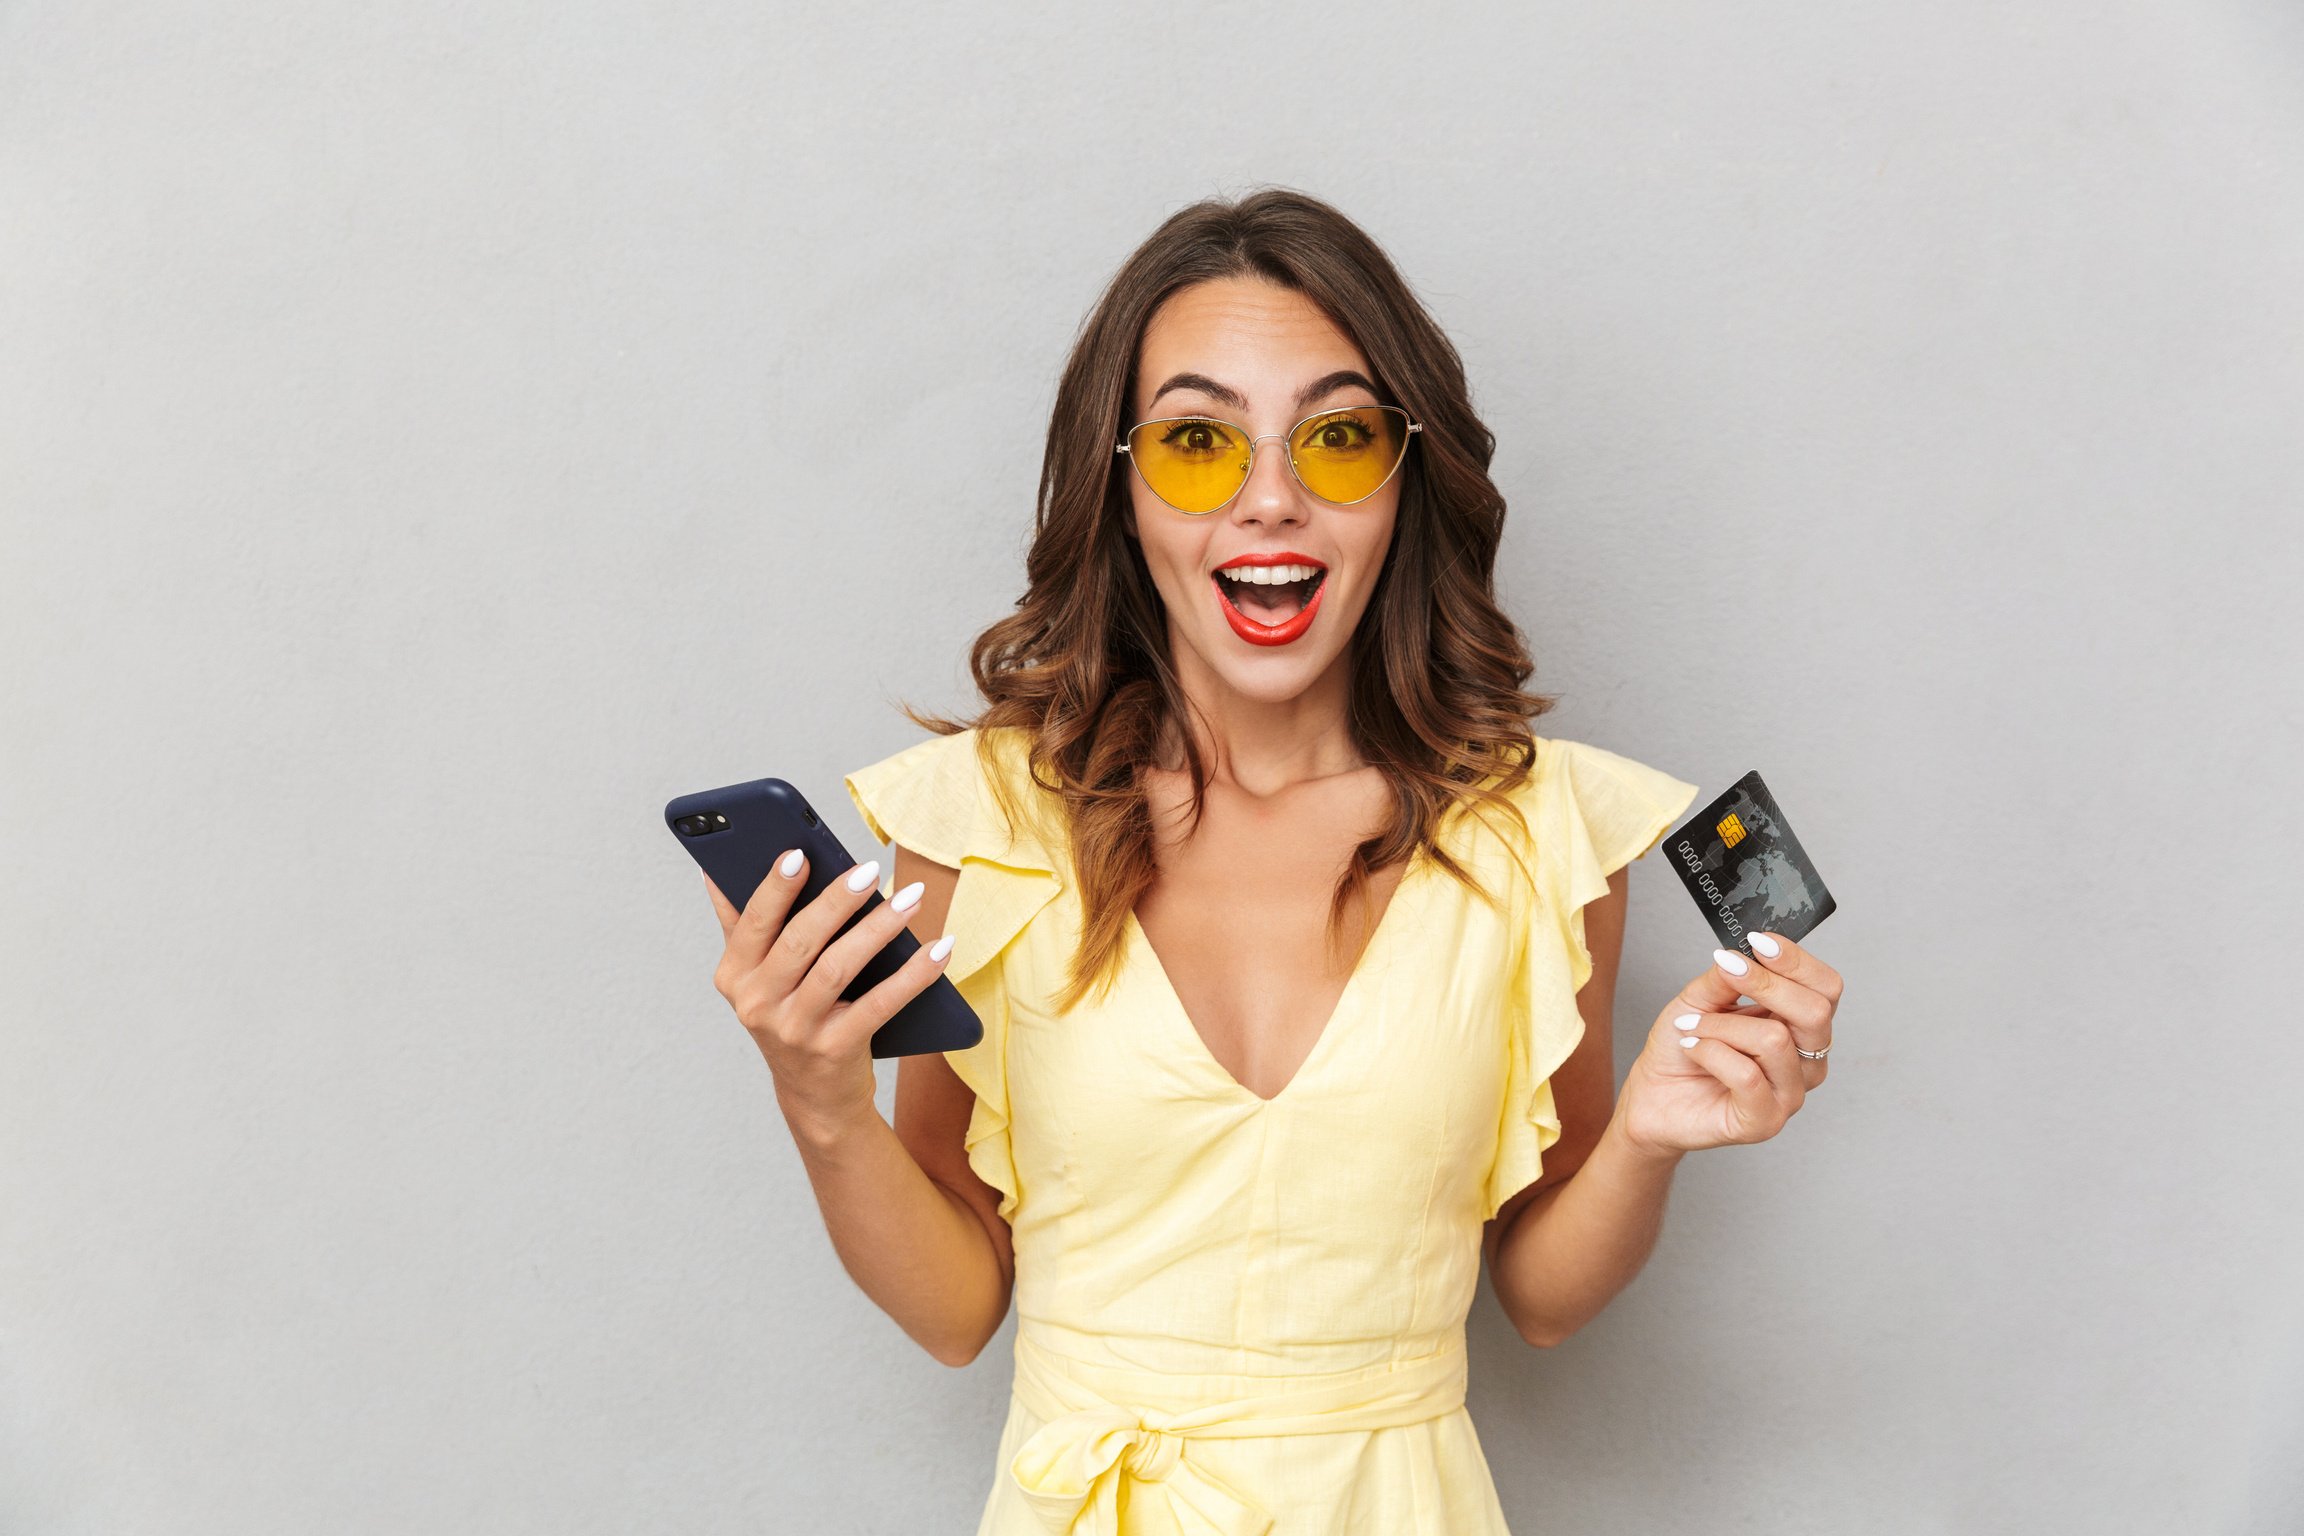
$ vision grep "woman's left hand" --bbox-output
[1615,932,1844,1157]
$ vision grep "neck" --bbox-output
[1159,633,1363,794]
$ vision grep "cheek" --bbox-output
[1345,511,1400,593]
[1130,503,1205,596]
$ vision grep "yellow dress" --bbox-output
[845,726,1699,1536]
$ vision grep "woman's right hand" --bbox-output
[702,851,954,1144]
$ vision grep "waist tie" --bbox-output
[1004,1324,1469,1536]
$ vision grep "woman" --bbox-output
[703,189,1844,1534]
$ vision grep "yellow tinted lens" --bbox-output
[1130,417,1250,513]
[1290,407,1408,503]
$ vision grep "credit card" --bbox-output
[1660,770,1836,956]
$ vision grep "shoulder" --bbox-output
[1437,734,1701,897]
[1532,735,1701,875]
[843,728,983,868]
[842,724,1058,873]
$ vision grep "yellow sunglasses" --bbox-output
[1116,405,1422,516]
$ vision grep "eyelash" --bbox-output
[1157,420,1234,449]
[1156,412,1370,446]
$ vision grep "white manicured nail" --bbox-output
[891,880,925,913]
[1679,1035,1699,1048]
[1714,947,1749,977]
[778,849,804,879]
[1749,932,1781,958]
[928,934,954,963]
[1674,1013,1701,1032]
[844,860,881,893]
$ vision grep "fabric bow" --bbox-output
[999,1325,1470,1536]
[1008,1400,1272,1535]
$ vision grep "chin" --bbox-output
[1185,610,1358,704]
[1209,651,1333,703]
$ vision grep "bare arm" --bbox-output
[1481,867,1686,1347]
[710,845,1014,1367]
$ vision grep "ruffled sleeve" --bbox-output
[1481,736,1701,1220]
[843,726,1061,1224]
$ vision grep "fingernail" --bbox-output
[844,860,881,893]
[1749,932,1781,958]
[1678,1035,1699,1049]
[1714,947,1749,977]
[778,849,804,879]
[928,934,954,963]
[1674,1012,1701,1032]
[891,880,925,913]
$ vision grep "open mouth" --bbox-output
[1211,561,1328,646]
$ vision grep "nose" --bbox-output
[1228,431,1307,531]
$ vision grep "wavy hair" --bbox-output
[905,187,1556,1012]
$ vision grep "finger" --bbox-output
[1669,954,1761,1019]
[795,876,932,1018]
[758,857,884,999]
[1704,945,1833,1039]
[1679,1032,1790,1141]
[1673,1011,1806,1113]
[1746,931,1844,1008]
[704,871,743,935]
[726,848,811,968]
[825,927,957,1056]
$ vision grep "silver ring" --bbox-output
[1796,1043,1830,1060]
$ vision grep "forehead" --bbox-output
[1135,278,1368,411]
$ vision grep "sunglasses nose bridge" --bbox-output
[1236,432,1310,503]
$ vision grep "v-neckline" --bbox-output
[1124,853,1427,1108]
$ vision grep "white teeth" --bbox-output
[1220,563,1322,585]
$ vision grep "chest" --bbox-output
[1130,769,1408,1102]
[997,838,1520,1256]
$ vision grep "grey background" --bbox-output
[3,3,2298,1532]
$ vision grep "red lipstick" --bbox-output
[1213,551,1325,572]
[1210,552,1329,647]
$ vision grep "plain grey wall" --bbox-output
[3,3,2298,1532]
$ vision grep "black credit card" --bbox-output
[1660,770,1836,956]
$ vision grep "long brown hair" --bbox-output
[906,187,1556,1012]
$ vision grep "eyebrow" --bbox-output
[1145,368,1381,416]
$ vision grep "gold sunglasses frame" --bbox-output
[1114,406,1423,515]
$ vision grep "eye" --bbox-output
[1156,418,1237,457]
[1299,412,1376,453]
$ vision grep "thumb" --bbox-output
[1673,946,1759,1015]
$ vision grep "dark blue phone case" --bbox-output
[665,776,984,1059]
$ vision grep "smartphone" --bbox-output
[665,776,984,1058]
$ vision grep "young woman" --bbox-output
[703,189,1845,1534]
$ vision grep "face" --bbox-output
[1120,276,1403,711]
